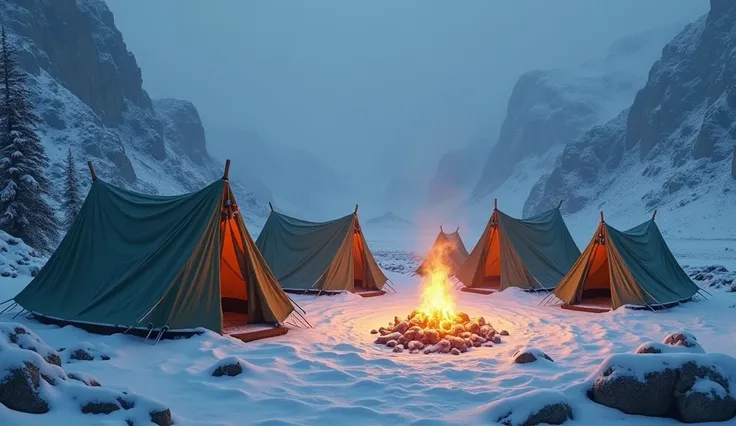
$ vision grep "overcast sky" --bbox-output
[106,0,708,210]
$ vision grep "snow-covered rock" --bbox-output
[0,231,45,278]
[0,0,267,226]
[685,265,736,292]
[209,356,249,377]
[589,352,736,422]
[525,2,736,235]
[471,24,685,203]
[0,322,172,424]
[512,347,554,364]
[479,389,573,426]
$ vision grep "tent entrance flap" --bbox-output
[220,216,248,318]
[353,232,366,290]
[479,227,501,289]
[579,240,611,301]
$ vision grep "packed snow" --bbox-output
[1,232,735,425]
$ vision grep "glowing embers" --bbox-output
[372,247,509,355]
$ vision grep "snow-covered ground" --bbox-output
[1,234,735,425]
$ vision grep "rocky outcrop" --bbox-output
[0,0,266,222]
[525,2,736,218]
[471,25,684,202]
[154,99,208,165]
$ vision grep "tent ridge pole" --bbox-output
[354,204,359,215]
[268,202,274,211]
[600,211,604,223]
[87,161,97,181]
[557,199,563,209]
[652,209,657,220]
[494,198,498,210]
[223,159,231,180]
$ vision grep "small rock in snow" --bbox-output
[370,329,378,334]
[211,357,247,377]
[500,330,510,336]
[512,348,554,364]
[386,340,398,348]
[392,346,403,353]
[451,348,461,356]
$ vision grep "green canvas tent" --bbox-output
[553,212,700,311]
[455,200,581,292]
[13,162,294,335]
[255,207,388,293]
[415,227,469,277]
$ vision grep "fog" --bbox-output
[106,0,707,219]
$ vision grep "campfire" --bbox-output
[372,243,508,355]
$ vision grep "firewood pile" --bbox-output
[371,309,509,355]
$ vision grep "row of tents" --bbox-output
[417,200,702,312]
[6,160,701,338]
[7,161,390,338]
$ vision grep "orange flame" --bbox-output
[416,242,456,325]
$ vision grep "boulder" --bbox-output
[592,365,678,417]
[408,341,424,351]
[465,322,481,335]
[81,401,120,415]
[590,353,736,422]
[512,348,554,364]
[150,409,173,426]
[393,321,410,334]
[451,348,461,355]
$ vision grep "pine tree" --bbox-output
[0,27,59,252]
[62,148,82,230]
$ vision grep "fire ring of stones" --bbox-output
[372,310,508,355]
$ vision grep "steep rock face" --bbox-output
[153,99,208,166]
[524,3,736,219]
[0,0,266,222]
[471,25,685,201]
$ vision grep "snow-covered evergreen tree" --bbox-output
[0,27,58,252]
[61,148,82,230]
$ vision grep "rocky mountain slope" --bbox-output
[524,0,736,238]
[469,23,686,204]
[0,0,266,224]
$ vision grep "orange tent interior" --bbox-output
[480,223,502,289]
[220,191,250,328]
[352,231,367,290]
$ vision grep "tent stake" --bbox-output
[87,161,97,181]
[223,159,231,180]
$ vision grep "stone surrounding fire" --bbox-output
[372,310,508,355]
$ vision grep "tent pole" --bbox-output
[652,210,657,221]
[222,159,231,180]
[557,199,563,209]
[354,204,359,215]
[268,202,274,211]
[600,211,604,223]
[440,225,443,232]
[456,227,459,233]
[87,161,97,181]
[494,198,498,210]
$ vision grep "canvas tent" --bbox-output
[553,212,700,311]
[255,207,388,294]
[13,161,294,336]
[455,200,581,292]
[415,227,470,277]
